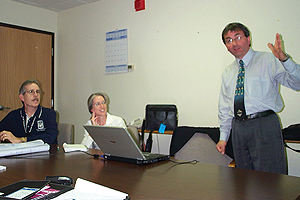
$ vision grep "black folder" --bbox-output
[0,180,73,200]
[0,180,49,200]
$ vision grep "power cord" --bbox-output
[156,133,160,154]
[169,158,198,164]
[4,151,64,159]
[4,150,103,159]
[284,142,300,153]
[80,151,103,159]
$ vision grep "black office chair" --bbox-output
[141,104,178,152]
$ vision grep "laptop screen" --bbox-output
[83,125,146,160]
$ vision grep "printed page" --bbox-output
[62,143,88,152]
[52,178,128,200]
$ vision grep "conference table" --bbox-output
[0,145,300,199]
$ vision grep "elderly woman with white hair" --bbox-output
[81,92,126,149]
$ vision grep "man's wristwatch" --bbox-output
[282,53,290,62]
[20,137,27,143]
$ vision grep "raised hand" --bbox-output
[267,33,288,61]
[90,111,99,125]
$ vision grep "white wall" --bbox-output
[0,0,57,32]
[1,0,300,144]
[56,0,300,143]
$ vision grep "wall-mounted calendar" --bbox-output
[105,29,128,74]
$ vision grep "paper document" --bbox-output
[0,165,6,172]
[0,140,49,157]
[62,143,88,152]
[52,178,129,200]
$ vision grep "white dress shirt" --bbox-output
[219,49,300,141]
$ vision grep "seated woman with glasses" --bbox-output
[81,92,126,149]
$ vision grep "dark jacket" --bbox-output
[0,105,58,144]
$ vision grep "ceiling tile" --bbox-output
[10,0,101,12]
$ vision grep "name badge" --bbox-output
[158,124,166,134]
[37,120,46,131]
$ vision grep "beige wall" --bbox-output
[0,1,57,32]
[1,0,300,143]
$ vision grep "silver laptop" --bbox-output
[83,125,170,164]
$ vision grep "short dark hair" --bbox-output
[222,22,251,46]
[87,92,109,114]
[19,79,41,95]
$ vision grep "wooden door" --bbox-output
[0,23,54,120]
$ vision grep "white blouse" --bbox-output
[81,113,126,149]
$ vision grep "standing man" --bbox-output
[0,79,58,144]
[216,22,300,174]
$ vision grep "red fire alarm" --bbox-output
[135,0,145,11]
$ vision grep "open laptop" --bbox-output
[83,125,170,164]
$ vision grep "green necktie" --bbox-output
[234,60,246,120]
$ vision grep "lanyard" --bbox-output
[20,108,43,134]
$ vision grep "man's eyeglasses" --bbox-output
[24,90,42,95]
[226,35,245,44]
[94,101,106,107]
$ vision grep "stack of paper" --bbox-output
[0,140,49,157]
[53,178,129,200]
[62,143,88,152]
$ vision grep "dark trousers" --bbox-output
[232,113,287,174]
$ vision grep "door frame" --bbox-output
[0,22,55,108]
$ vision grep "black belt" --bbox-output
[236,110,275,121]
